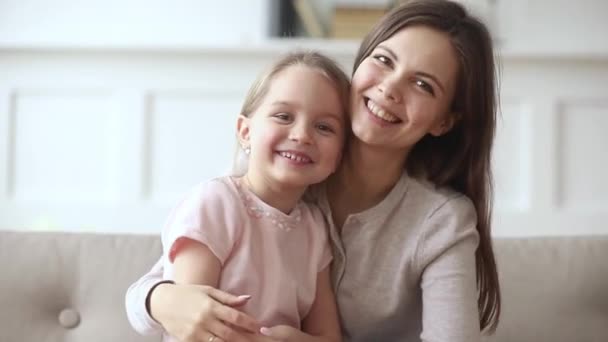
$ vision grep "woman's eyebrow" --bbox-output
[377,45,398,61]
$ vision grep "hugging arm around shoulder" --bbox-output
[125,179,236,336]
[417,195,481,342]
[125,257,166,335]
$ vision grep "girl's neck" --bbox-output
[240,172,306,214]
[331,138,409,209]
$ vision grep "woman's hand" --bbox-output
[150,282,261,342]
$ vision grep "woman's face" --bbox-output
[350,25,460,152]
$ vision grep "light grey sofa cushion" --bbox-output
[486,237,608,342]
[1,231,607,342]
[0,231,161,342]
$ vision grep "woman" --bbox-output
[126,1,501,341]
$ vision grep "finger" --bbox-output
[259,326,291,340]
[207,320,248,342]
[210,334,225,342]
[213,305,260,333]
[204,286,251,307]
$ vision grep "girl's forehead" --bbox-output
[264,66,343,104]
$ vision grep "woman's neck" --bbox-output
[241,172,305,214]
[328,138,409,217]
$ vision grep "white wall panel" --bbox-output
[493,100,531,212]
[12,90,120,203]
[0,90,11,200]
[557,99,608,211]
[147,90,243,205]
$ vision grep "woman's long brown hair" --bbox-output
[353,0,501,332]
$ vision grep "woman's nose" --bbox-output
[378,76,402,103]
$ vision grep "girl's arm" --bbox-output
[169,238,266,342]
[173,238,221,285]
[301,266,342,342]
[125,252,272,342]
[260,266,342,342]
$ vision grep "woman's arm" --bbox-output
[418,196,481,342]
[125,257,167,335]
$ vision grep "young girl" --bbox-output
[127,1,502,341]
[156,51,350,342]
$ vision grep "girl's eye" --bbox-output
[415,79,435,96]
[273,113,291,121]
[316,123,335,134]
[372,54,392,67]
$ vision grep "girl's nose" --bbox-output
[289,123,312,144]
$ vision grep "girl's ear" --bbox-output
[429,112,458,137]
[236,115,251,147]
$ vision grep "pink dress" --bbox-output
[161,176,332,330]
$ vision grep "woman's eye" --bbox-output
[373,54,392,66]
[415,79,435,96]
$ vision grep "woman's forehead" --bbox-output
[378,26,459,83]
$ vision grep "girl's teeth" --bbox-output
[280,152,310,163]
[367,100,400,123]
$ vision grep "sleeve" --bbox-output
[162,180,240,267]
[417,195,481,342]
[124,258,166,335]
[310,205,333,272]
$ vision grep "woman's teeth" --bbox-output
[279,152,311,163]
[367,100,400,123]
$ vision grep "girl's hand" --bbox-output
[151,283,261,342]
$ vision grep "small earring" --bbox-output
[244,147,251,155]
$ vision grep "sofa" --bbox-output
[1,230,607,342]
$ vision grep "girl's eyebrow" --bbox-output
[272,101,343,123]
[321,112,344,124]
[270,101,292,106]
[376,45,447,94]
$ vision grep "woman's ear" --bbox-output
[236,115,251,147]
[429,112,458,137]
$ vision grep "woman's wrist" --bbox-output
[146,280,175,322]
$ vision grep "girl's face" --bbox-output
[238,65,346,189]
[350,25,460,152]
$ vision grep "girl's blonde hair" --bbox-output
[233,51,351,175]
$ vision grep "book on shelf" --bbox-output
[292,0,326,38]
[330,6,388,39]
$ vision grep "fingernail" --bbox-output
[260,327,271,336]
[238,295,252,300]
